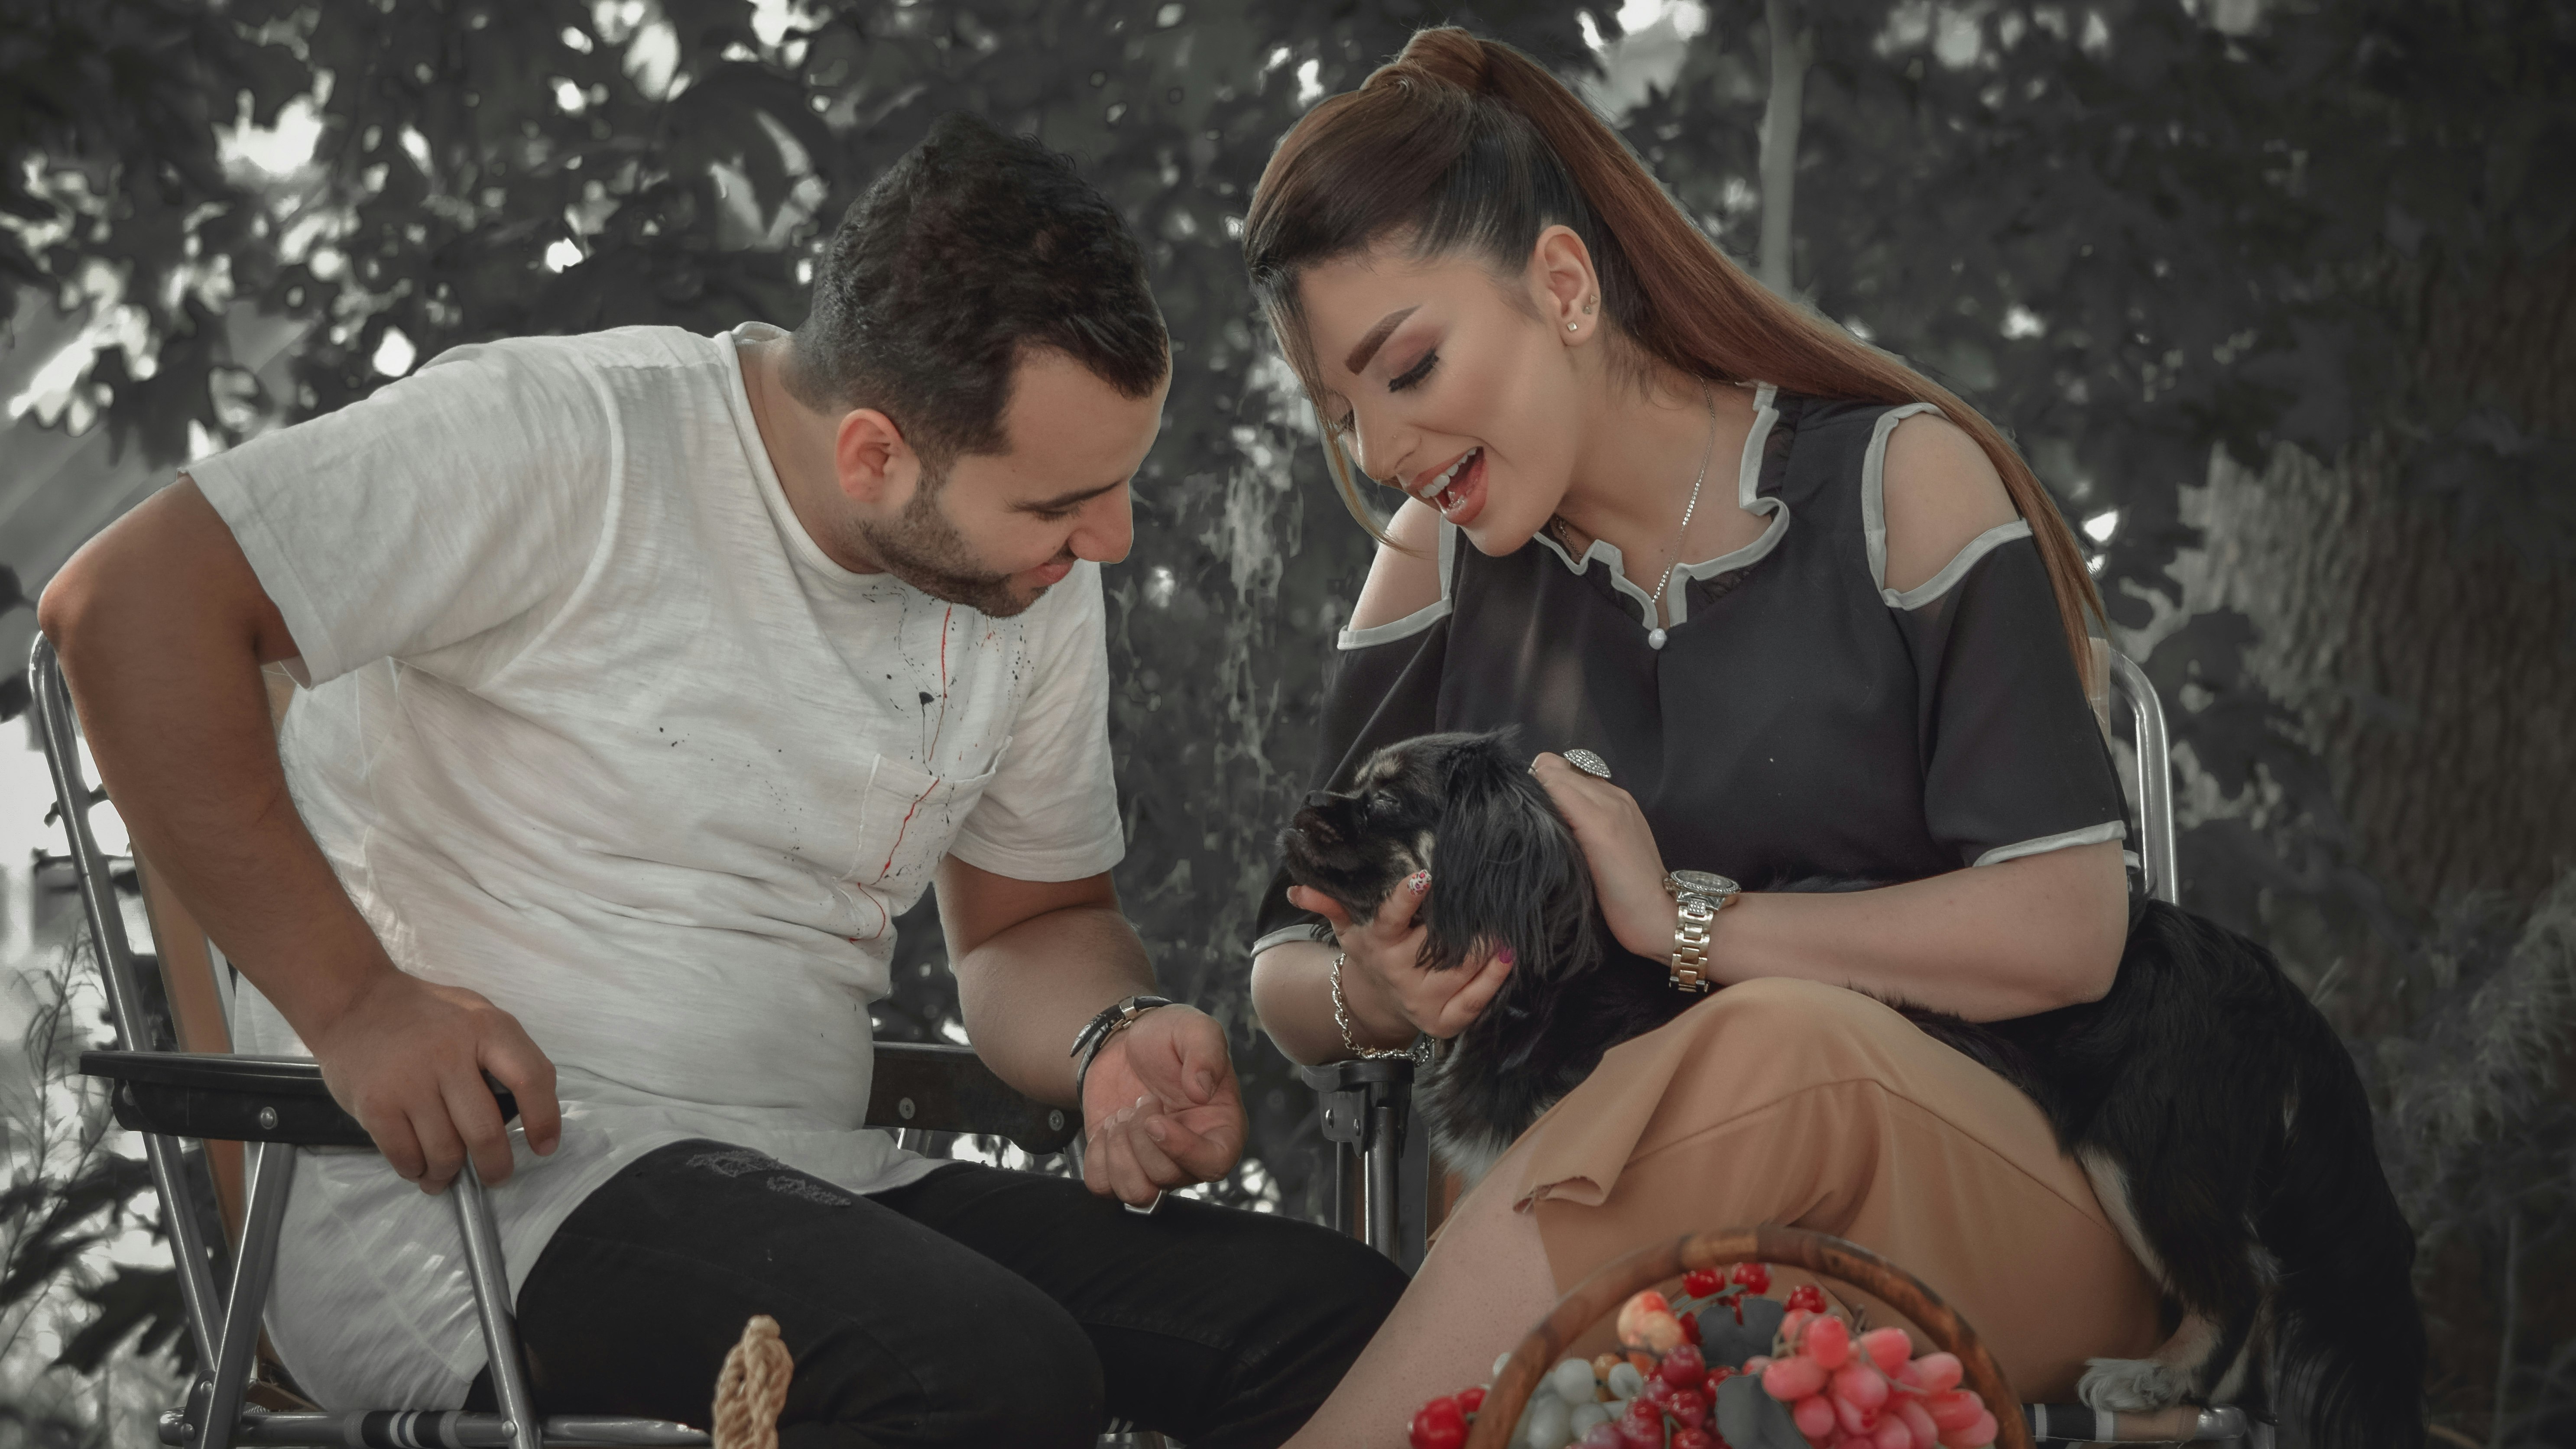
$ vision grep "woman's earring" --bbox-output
[1566,321,1580,332]
[1583,298,1596,314]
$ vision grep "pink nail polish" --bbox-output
[1407,870,1432,895]
[1498,945,1516,965]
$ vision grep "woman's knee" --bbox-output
[1677,977,1923,1084]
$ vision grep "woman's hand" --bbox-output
[1529,751,1681,963]
[1285,877,1514,1047]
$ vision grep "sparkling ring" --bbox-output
[1562,748,1612,780]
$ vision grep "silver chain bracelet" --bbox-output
[1331,951,1428,1062]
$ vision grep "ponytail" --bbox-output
[1247,27,2105,687]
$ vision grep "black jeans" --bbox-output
[465,1141,1405,1448]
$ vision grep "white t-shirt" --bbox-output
[188,323,1125,1408]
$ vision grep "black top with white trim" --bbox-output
[1252,385,2127,961]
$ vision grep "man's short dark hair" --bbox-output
[790,113,1168,470]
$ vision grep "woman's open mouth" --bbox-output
[1412,447,1486,526]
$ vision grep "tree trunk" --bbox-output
[1757,0,1809,297]
[2172,255,2576,916]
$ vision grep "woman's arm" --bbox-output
[1533,749,2126,1020]
[1699,844,2128,1016]
[1250,939,1414,1066]
[1250,499,1518,1063]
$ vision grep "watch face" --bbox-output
[1668,869,1739,896]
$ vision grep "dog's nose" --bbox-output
[1304,790,1335,810]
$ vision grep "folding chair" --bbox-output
[29,636,1104,1449]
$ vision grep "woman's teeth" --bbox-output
[1418,449,1480,510]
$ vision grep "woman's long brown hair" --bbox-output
[1243,26,2104,679]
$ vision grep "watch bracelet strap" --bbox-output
[1071,994,1177,1101]
[1669,892,1723,994]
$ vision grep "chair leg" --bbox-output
[1362,1095,1402,1260]
[453,1162,545,1449]
[196,1141,293,1449]
[143,1128,227,1386]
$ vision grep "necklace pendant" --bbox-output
[1648,627,1669,651]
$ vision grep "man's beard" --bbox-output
[852,480,1056,618]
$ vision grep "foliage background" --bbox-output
[0,0,2568,1443]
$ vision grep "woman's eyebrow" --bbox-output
[1342,305,1421,375]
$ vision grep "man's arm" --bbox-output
[39,478,561,1193]
[937,856,1244,1204]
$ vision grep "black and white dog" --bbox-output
[1278,729,2424,1447]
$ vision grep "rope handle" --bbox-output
[1463,1225,2032,1449]
[712,1315,794,1449]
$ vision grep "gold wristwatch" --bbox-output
[1662,869,1740,994]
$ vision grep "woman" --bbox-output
[1241,27,2165,1445]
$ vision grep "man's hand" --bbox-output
[305,971,562,1195]
[1078,1005,1245,1206]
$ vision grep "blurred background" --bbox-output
[0,0,2568,1441]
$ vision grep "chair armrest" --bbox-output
[868,1042,1077,1155]
[1298,1059,1418,1094]
[79,1051,519,1149]
[1301,1057,1415,1154]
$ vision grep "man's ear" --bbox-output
[834,408,922,509]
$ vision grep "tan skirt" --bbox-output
[1484,976,2164,1403]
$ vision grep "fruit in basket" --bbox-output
[1749,1304,1999,1449]
[1409,1394,1467,1449]
[1411,1269,1995,1449]
[1617,1290,1688,1354]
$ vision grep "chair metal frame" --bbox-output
[29,635,1087,1449]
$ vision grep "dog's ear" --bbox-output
[1420,743,1599,992]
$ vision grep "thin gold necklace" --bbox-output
[1644,385,1719,651]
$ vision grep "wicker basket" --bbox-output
[1465,1225,2032,1449]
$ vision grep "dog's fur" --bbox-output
[1278,730,2426,1447]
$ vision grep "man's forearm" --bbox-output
[950,903,1155,1107]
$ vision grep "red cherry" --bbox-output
[1661,1343,1707,1386]
[1683,1268,1724,1299]
[1729,1262,1772,1295]
[1409,1397,1466,1449]
[1618,1402,1664,1448]
[1642,1374,1677,1407]
[1673,1430,1717,1449]
[1456,1386,1486,1414]
[1670,1387,1710,1427]
[1785,1285,1828,1314]
[1681,1310,1704,1345]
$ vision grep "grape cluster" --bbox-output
[1746,1310,1997,1449]
[1405,1264,1999,1449]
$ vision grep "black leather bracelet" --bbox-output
[1070,994,1176,1104]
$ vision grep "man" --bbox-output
[41,114,1403,1447]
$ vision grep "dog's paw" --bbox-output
[2078,1357,2190,1413]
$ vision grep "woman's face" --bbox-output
[1294,235,1590,550]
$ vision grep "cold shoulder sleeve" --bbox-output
[1891,534,2128,869]
[1246,614,1452,956]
